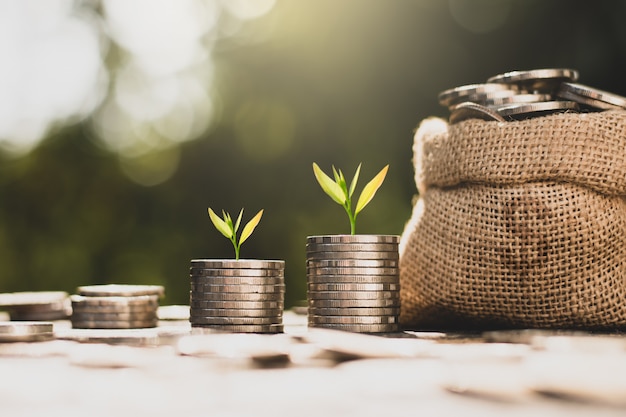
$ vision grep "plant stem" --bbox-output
[343,201,357,235]
[232,236,240,260]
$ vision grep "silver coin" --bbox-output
[71,303,158,314]
[190,276,284,285]
[306,251,398,261]
[307,259,398,268]
[71,318,158,329]
[482,93,551,107]
[190,283,285,294]
[308,315,398,324]
[308,307,400,316]
[438,83,514,107]
[487,68,579,93]
[77,284,165,298]
[308,322,400,333]
[70,294,159,307]
[557,82,626,110]
[0,291,68,307]
[190,300,283,310]
[9,310,70,321]
[495,101,578,120]
[156,305,190,321]
[191,324,284,334]
[56,328,160,346]
[189,316,282,325]
[307,290,399,300]
[308,283,400,292]
[308,298,400,308]
[189,308,283,318]
[306,242,398,253]
[307,275,399,284]
[449,102,506,124]
[190,259,284,270]
[189,292,284,302]
[0,322,54,342]
[72,311,157,321]
[306,235,400,244]
[190,268,284,277]
[307,267,398,276]
[452,88,518,106]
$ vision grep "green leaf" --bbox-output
[355,164,389,215]
[349,163,361,198]
[313,163,346,205]
[208,208,233,239]
[234,208,243,233]
[240,209,263,245]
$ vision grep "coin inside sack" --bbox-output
[449,102,506,124]
[438,83,515,107]
[495,101,578,120]
[557,82,626,110]
[487,68,579,93]
[481,93,552,107]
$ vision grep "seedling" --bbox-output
[208,208,263,260]
[312,162,389,235]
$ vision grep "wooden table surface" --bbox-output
[1,310,626,417]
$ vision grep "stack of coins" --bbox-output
[438,68,626,124]
[70,284,163,329]
[0,291,71,321]
[189,259,285,333]
[306,235,400,333]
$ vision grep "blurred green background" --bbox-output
[1,0,626,307]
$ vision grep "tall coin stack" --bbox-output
[438,68,626,124]
[189,259,285,333]
[306,235,400,333]
[70,284,163,329]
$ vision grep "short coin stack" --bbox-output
[438,68,626,124]
[0,291,71,321]
[306,235,400,333]
[70,284,163,329]
[189,259,285,333]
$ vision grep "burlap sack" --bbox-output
[400,110,626,330]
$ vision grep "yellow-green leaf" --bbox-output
[355,165,389,215]
[234,208,243,233]
[349,163,361,198]
[313,163,346,205]
[208,208,233,239]
[240,209,263,245]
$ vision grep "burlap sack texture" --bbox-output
[399,110,626,330]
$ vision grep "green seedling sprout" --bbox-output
[312,162,389,235]
[208,208,263,260]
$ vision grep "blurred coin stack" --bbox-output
[306,235,400,333]
[438,68,626,124]
[70,284,163,329]
[189,259,285,333]
[0,291,71,321]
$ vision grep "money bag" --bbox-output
[400,110,626,330]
